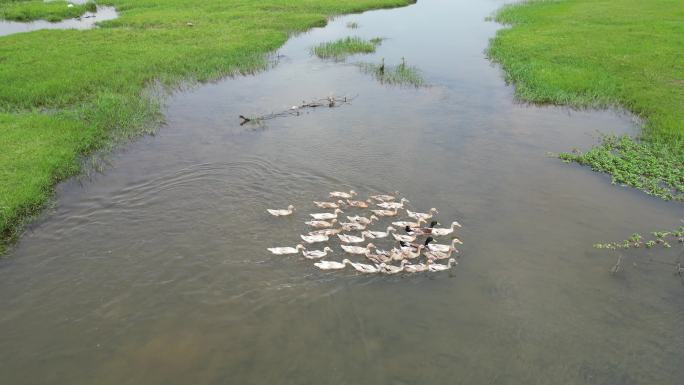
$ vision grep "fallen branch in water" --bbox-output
[239,95,355,125]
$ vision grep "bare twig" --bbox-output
[239,95,356,125]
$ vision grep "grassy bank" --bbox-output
[488,0,683,199]
[0,0,413,253]
[0,0,96,22]
[312,36,381,60]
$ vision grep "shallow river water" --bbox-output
[2,0,683,384]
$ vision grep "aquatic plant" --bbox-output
[346,21,359,28]
[312,36,382,60]
[559,135,684,201]
[593,227,684,250]
[358,57,425,87]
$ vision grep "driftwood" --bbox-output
[239,96,355,126]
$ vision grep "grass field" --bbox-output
[0,0,413,253]
[312,36,381,60]
[488,0,683,199]
[0,0,96,22]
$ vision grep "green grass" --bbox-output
[312,36,381,60]
[1,0,96,22]
[358,57,425,87]
[488,0,684,199]
[0,0,413,253]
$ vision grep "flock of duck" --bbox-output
[267,190,462,274]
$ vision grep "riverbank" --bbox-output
[0,0,414,253]
[488,0,683,200]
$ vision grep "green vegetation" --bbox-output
[0,0,413,253]
[594,227,684,250]
[560,135,683,201]
[0,0,96,22]
[488,0,684,199]
[346,21,358,29]
[358,57,425,87]
[312,36,381,60]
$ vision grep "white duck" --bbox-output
[392,218,426,228]
[308,228,341,236]
[313,200,343,209]
[346,215,379,225]
[329,190,356,199]
[424,249,454,261]
[430,221,462,236]
[337,233,367,243]
[426,237,462,253]
[341,243,376,255]
[380,260,408,275]
[305,219,337,228]
[370,208,399,217]
[369,193,397,202]
[392,233,416,243]
[267,244,304,255]
[404,261,429,273]
[402,245,424,259]
[339,221,367,231]
[376,198,409,210]
[407,208,438,221]
[346,199,371,208]
[300,234,329,244]
[347,260,381,274]
[428,258,457,272]
[267,205,295,216]
[364,250,393,264]
[302,246,333,259]
[314,259,350,270]
[310,208,343,220]
[363,226,396,239]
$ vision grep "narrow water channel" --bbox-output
[1,0,683,384]
[0,5,117,37]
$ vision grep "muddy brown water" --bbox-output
[1,0,683,384]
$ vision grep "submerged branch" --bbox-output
[239,95,355,125]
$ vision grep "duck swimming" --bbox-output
[425,237,462,253]
[314,259,350,270]
[406,208,438,221]
[341,243,376,254]
[346,215,379,225]
[337,233,368,243]
[363,226,396,239]
[376,198,409,210]
[392,219,426,228]
[392,233,416,243]
[308,228,341,236]
[427,258,457,272]
[380,260,408,275]
[302,246,334,259]
[267,205,295,216]
[406,221,439,235]
[370,208,399,217]
[313,200,344,209]
[369,193,397,202]
[430,221,462,236]
[310,208,343,220]
[305,219,337,228]
[300,234,329,244]
[329,190,357,199]
[267,244,305,255]
[347,260,381,274]
[346,199,371,208]
[339,221,368,231]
